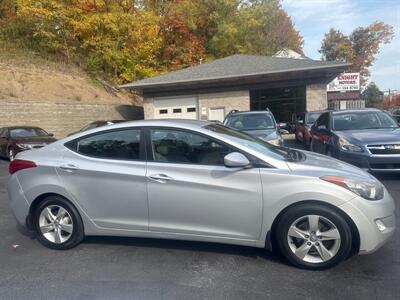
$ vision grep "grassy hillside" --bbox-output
[0,41,136,104]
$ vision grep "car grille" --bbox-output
[367,144,400,155]
[370,163,400,170]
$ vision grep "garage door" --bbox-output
[154,97,198,119]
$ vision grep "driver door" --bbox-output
[146,128,263,240]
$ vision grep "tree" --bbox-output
[0,0,304,84]
[320,22,394,86]
[361,82,384,107]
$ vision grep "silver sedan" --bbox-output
[7,120,395,269]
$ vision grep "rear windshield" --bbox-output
[9,128,48,138]
[332,111,398,130]
[224,113,276,130]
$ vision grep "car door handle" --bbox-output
[148,173,173,183]
[59,164,79,171]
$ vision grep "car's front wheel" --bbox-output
[275,203,352,270]
[33,196,84,250]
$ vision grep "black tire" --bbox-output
[275,203,352,270]
[295,133,301,144]
[33,195,84,250]
[326,147,332,157]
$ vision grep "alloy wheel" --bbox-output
[287,214,341,263]
[38,205,74,244]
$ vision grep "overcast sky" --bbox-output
[282,0,400,91]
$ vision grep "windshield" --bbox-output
[205,123,301,161]
[307,112,322,125]
[224,113,275,131]
[10,128,49,138]
[332,111,398,131]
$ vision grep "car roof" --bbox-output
[226,111,273,116]
[331,108,381,114]
[89,119,213,130]
[4,126,44,130]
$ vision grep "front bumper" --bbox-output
[338,190,395,254]
[336,150,400,172]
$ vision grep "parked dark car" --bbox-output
[224,110,283,146]
[0,126,57,160]
[310,109,400,172]
[295,111,325,148]
[390,110,400,123]
[68,120,126,136]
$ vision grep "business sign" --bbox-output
[327,73,360,92]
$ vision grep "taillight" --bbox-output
[9,159,37,175]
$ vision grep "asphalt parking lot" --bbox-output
[0,140,399,300]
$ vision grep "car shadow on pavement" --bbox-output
[83,235,287,264]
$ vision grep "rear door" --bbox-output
[58,128,148,231]
[145,127,263,240]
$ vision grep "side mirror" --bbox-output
[48,133,54,137]
[224,152,251,168]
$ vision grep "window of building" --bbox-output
[159,109,168,114]
[173,108,182,113]
[187,107,196,112]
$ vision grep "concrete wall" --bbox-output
[198,90,250,120]
[143,90,250,120]
[306,84,328,111]
[0,101,143,138]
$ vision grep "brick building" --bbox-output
[122,54,349,123]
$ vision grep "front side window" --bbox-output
[150,129,233,165]
[225,113,276,131]
[76,129,141,160]
[10,128,48,138]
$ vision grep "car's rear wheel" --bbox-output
[275,203,352,270]
[33,196,84,250]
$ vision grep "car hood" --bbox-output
[242,129,278,140]
[286,150,377,181]
[12,136,57,144]
[336,128,400,145]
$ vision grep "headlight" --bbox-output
[321,175,384,200]
[16,143,33,149]
[338,137,363,152]
[267,137,282,146]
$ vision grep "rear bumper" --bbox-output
[337,150,400,172]
[7,174,30,227]
[338,191,395,254]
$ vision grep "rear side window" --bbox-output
[71,129,141,160]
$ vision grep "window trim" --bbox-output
[64,127,146,162]
[144,126,268,167]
